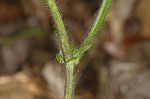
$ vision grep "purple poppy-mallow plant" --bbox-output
[45,0,112,99]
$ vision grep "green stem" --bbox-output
[46,0,71,61]
[46,0,75,99]
[64,62,75,99]
[46,0,111,99]
[74,0,112,64]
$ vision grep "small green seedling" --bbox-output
[46,0,112,99]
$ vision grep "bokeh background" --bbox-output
[0,0,150,99]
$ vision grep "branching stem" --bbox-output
[46,0,111,99]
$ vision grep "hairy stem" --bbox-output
[74,0,112,64]
[46,0,75,99]
[46,0,71,61]
[64,62,75,99]
[46,0,111,99]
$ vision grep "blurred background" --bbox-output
[0,0,150,99]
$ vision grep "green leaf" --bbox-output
[56,51,64,64]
